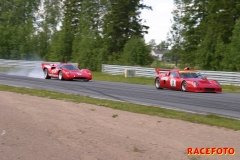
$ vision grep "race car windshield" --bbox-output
[63,65,78,70]
[180,72,204,78]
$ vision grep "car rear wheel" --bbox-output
[44,69,51,79]
[58,71,64,80]
[181,81,187,92]
[155,77,163,89]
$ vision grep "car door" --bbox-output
[169,71,179,89]
[163,72,172,88]
[51,65,60,77]
[160,74,169,88]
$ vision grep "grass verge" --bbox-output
[0,84,240,131]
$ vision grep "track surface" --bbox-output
[0,72,240,119]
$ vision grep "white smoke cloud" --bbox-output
[6,66,44,79]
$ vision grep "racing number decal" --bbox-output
[170,79,176,87]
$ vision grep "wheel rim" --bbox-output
[182,82,187,91]
[156,78,160,88]
[44,69,47,78]
[59,72,62,79]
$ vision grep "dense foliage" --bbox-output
[0,0,152,71]
[1,0,240,71]
[169,0,240,71]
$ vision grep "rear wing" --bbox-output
[41,62,79,69]
[41,62,58,69]
[155,68,172,75]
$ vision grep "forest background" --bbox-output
[0,0,240,71]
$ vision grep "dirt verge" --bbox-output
[0,91,239,160]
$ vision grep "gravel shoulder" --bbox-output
[0,91,239,160]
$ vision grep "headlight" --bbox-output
[84,70,91,75]
[193,81,198,88]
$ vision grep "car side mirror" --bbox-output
[203,76,207,79]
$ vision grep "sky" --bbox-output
[140,0,174,45]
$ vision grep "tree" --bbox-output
[147,39,157,49]
[48,0,82,62]
[167,0,185,67]
[102,0,152,62]
[156,40,169,50]
[223,19,240,71]
[195,0,240,70]
[169,0,240,70]
[72,0,106,71]
[0,0,41,59]
[122,37,153,66]
[35,0,64,60]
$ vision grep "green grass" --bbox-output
[222,84,240,93]
[112,114,118,118]
[92,71,155,85]
[133,146,141,152]
[1,84,240,131]
[0,67,14,72]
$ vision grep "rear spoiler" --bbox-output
[41,62,79,68]
[41,62,58,69]
[155,68,172,75]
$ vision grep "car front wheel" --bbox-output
[181,81,187,92]
[58,71,64,80]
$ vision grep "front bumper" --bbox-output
[187,87,222,93]
[64,73,92,80]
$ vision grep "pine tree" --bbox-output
[0,0,40,59]
[102,0,151,62]
[35,0,64,60]
[48,0,82,62]
[224,19,240,71]
[122,37,153,66]
[72,0,106,71]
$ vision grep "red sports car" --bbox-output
[41,62,92,81]
[155,67,222,93]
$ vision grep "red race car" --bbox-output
[41,62,92,81]
[155,67,222,93]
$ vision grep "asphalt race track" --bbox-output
[0,72,240,119]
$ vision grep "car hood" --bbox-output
[68,70,81,74]
[186,78,212,84]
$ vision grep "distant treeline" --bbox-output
[0,0,240,71]
[166,0,240,71]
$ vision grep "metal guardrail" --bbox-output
[0,59,78,68]
[0,59,239,86]
[102,64,240,86]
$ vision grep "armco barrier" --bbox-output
[102,64,240,86]
[0,59,239,86]
[0,59,78,68]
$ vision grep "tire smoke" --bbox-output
[6,66,44,79]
